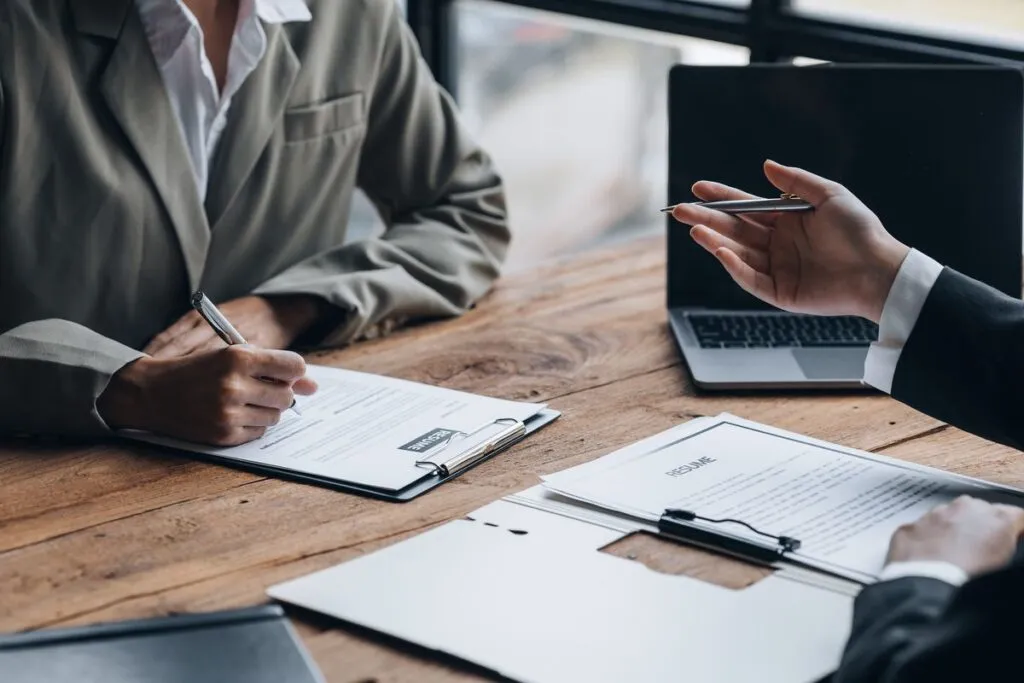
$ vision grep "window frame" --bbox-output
[405,0,1024,94]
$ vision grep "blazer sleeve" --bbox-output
[254,1,509,345]
[891,267,1024,450]
[833,564,1023,683]
[0,20,144,438]
[0,320,144,437]
[0,57,4,149]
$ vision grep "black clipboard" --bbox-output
[0,605,324,683]
[137,408,561,502]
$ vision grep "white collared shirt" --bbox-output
[135,0,312,200]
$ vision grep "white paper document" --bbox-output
[129,364,545,492]
[543,415,1005,580]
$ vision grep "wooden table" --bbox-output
[2,236,1022,682]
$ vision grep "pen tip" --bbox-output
[660,206,675,213]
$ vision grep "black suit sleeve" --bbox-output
[891,267,1024,450]
[833,564,1024,683]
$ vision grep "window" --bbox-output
[399,0,1024,258]
[792,0,1024,47]
[454,0,748,271]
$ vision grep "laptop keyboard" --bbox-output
[688,314,878,349]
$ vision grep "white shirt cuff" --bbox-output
[863,249,943,394]
[878,560,969,587]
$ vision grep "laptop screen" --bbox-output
[667,64,1024,310]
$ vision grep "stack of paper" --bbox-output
[543,414,1017,582]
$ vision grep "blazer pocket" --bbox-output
[284,93,366,142]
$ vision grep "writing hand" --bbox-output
[98,346,319,446]
[670,160,910,323]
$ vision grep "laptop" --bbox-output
[667,64,1023,390]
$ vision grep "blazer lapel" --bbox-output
[79,2,211,291]
[205,24,301,229]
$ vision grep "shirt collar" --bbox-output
[135,0,311,23]
[135,0,310,66]
[254,0,312,24]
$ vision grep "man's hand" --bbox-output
[144,295,324,358]
[887,495,1024,577]
[670,160,911,323]
[98,346,319,446]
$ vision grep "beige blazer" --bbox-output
[0,0,509,436]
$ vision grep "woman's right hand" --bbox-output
[98,345,318,446]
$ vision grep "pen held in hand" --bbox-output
[190,291,302,417]
[660,194,814,215]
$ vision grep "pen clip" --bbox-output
[415,418,526,477]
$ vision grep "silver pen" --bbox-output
[661,193,814,215]
[191,291,302,416]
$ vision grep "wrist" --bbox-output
[263,295,326,338]
[880,560,970,586]
[98,357,157,431]
[857,238,910,324]
[262,295,338,346]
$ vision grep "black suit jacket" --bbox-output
[832,558,1024,683]
[832,268,1024,682]
[891,267,1024,450]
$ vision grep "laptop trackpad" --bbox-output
[793,348,868,380]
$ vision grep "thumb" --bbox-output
[764,160,844,206]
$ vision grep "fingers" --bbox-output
[689,225,776,303]
[150,316,221,358]
[217,426,269,447]
[691,180,761,203]
[241,376,298,411]
[940,496,1024,534]
[994,503,1024,535]
[690,225,769,273]
[223,346,307,383]
[293,375,319,396]
[145,311,206,356]
[763,160,845,206]
[192,336,232,356]
[684,181,778,229]
[673,204,771,251]
[240,405,286,428]
[206,379,289,446]
[252,350,307,383]
[711,246,776,304]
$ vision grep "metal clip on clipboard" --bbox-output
[658,508,802,565]
[414,418,527,478]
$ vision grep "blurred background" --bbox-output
[348,0,1024,272]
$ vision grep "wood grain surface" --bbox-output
[1,236,1015,682]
